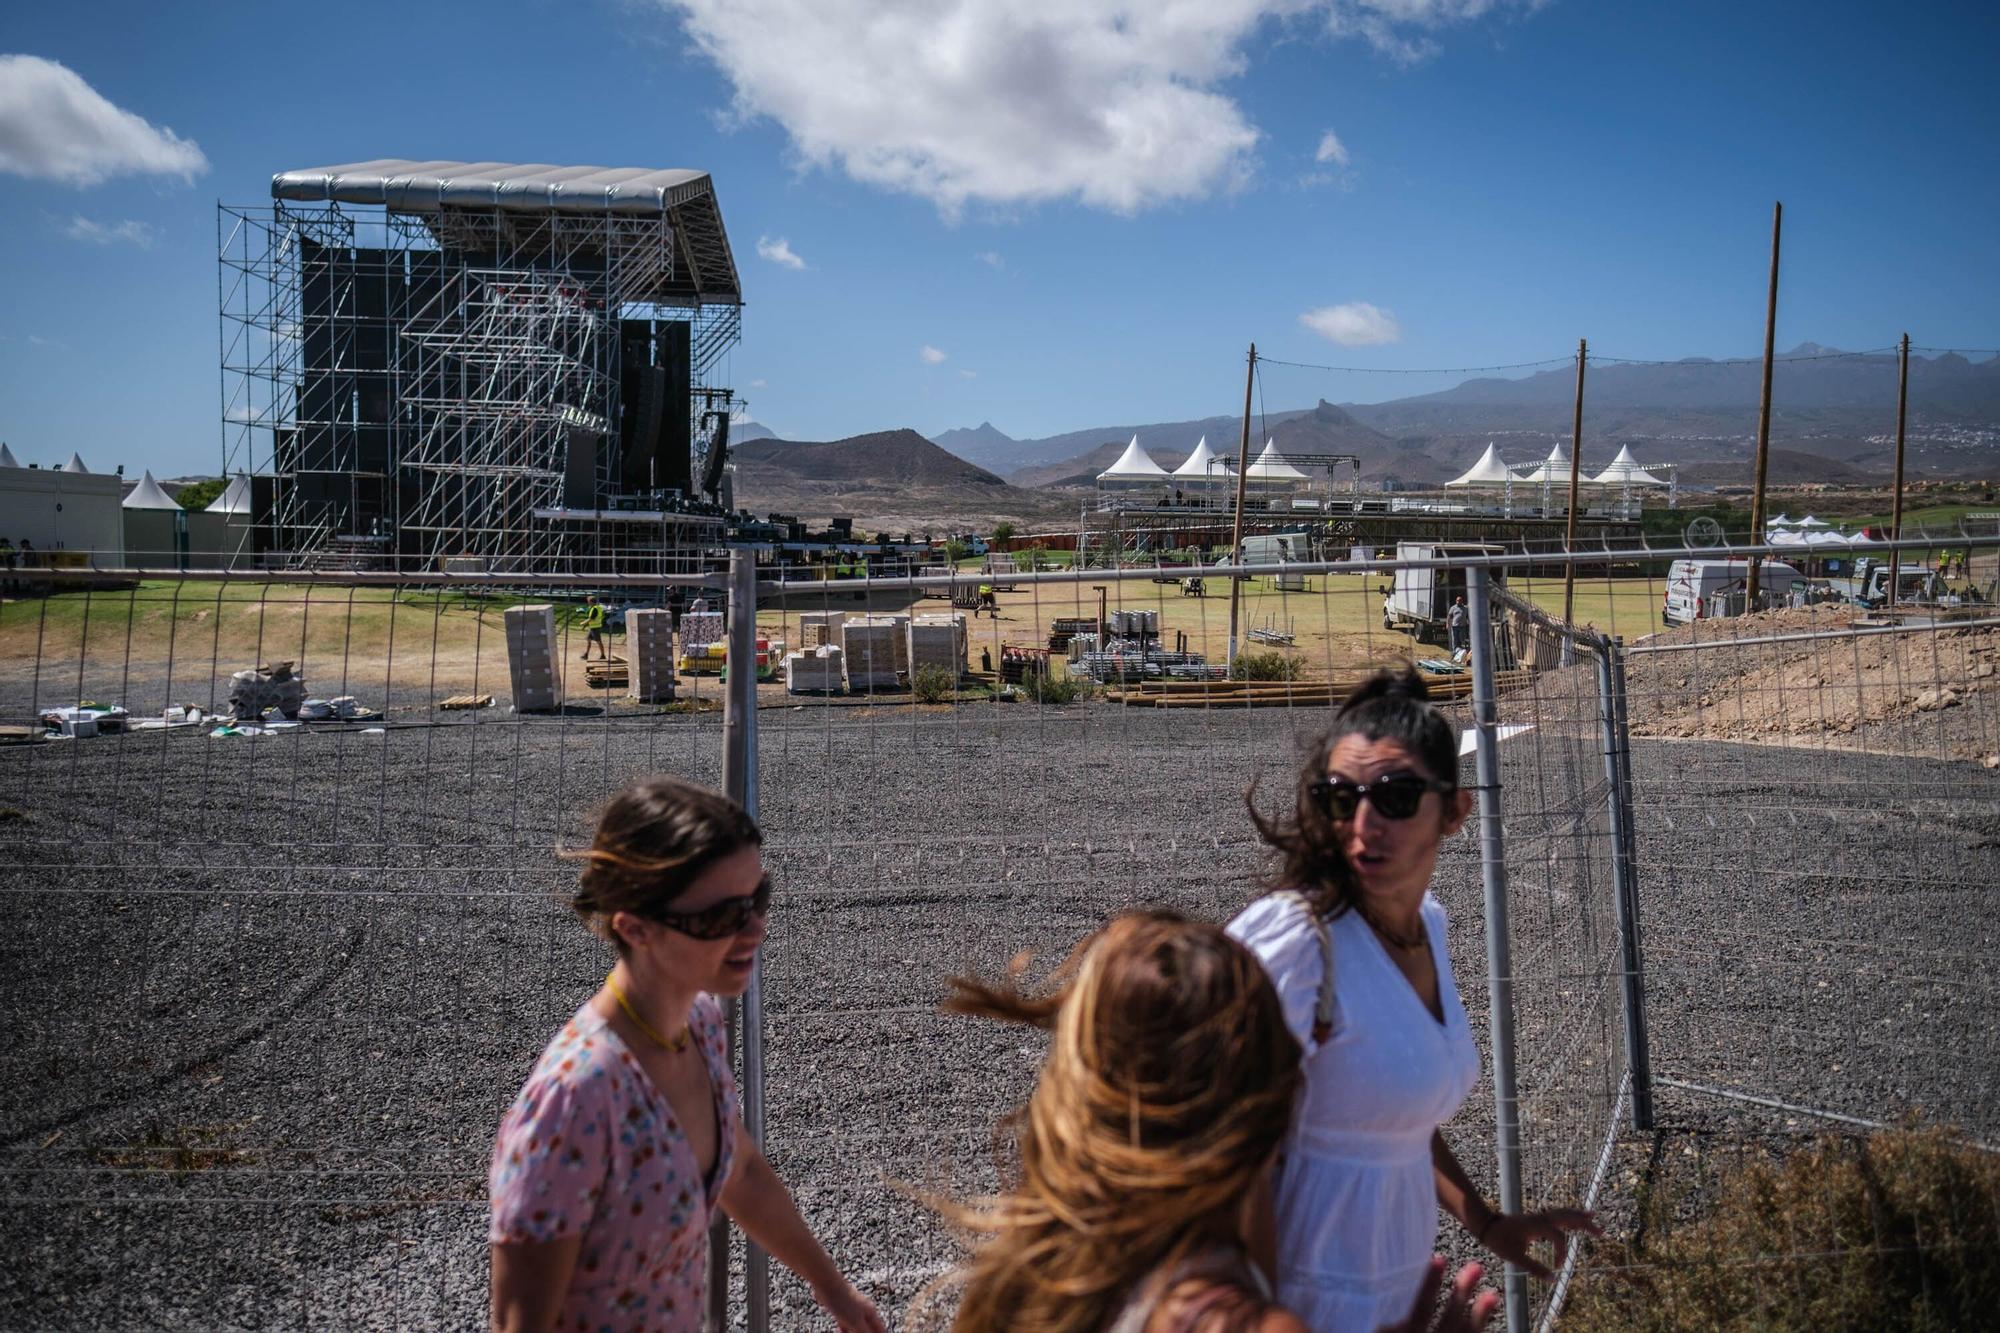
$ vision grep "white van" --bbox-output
[1662,558,1800,626]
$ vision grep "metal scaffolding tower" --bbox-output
[219,161,742,573]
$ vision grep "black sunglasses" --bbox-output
[1309,774,1455,822]
[651,876,772,940]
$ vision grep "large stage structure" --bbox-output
[219,161,743,572]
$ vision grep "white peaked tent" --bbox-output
[1096,435,1171,481]
[1242,440,1309,480]
[1172,436,1218,479]
[0,443,19,469]
[59,452,91,473]
[214,473,253,515]
[1514,443,1573,485]
[1589,444,1667,487]
[1795,515,1829,528]
[1445,443,1518,487]
[122,471,180,510]
[1768,513,1794,527]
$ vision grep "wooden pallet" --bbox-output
[439,694,494,711]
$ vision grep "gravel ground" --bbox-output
[1,693,1994,1328]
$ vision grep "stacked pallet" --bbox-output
[504,604,561,711]
[783,645,845,693]
[797,611,845,649]
[1103,667,1536,709]
[680,609,726,651]
[841,616,906,690]
[626,608,675,702]
[908,612,967,676]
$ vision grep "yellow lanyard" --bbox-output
[605,971,689,1052]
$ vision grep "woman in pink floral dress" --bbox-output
[489,779,884,1333]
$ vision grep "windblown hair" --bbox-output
[562,778,762,951]
[940,911,1302,1333]
[1247,666,1460,917]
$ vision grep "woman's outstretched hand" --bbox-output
[1378,1257,1500,1333]
[1479,1209,1602,1281]
[812,1278,888,1333]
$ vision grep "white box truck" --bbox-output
[1382,541,1505,643]
[1661,558,1800,627]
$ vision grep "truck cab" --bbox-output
[1662,558,1800,626]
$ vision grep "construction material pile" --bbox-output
[229,662,308,721]
[783,645,845,693]
[1105,666,1532,708]
[797,611,845,649]
[504,606,560,711]
[908,612,967,677]
[626,608,675,703]
[843,615,909,691]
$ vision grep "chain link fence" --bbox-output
[2,537,1995,1329]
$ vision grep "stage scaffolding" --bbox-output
[219,161,743,573]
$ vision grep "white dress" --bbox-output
[1227,891,1482,1333]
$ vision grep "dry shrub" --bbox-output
[911,664,957,703]
[1229,650,1305,681]
[1567,1129,2000,1331]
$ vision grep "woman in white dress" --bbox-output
[1228,670,1598,1331]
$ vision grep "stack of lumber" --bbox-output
[504,604,561,711]
[627,608,675,702]
[783,645,845,693]
[1104,668,1534,709]
[583,656,628,688]
[908,612,967,676]
[797,610,845,648]
[842,616,907,689]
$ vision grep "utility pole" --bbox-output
[1227,343,1256,674]
[1747,201,1782,602]
[1562,338,1587,627]
[1891,332,1910,543]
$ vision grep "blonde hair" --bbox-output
[938,911,1302,1333]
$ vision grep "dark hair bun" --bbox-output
[1343,666,1431,709]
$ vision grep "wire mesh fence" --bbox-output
[2,535,1995,1329]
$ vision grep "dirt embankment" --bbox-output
[1620,604,2000,764]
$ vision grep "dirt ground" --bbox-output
[1616,604,2000,765]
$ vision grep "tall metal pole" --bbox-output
[1562,339,1587,632]
[1227,343,1256,673]
[1595,638,1654,1131]
[714,548,769,1331]
[1747,201,1782,602]
[1891,333,1910,542]
[1466,565,1527,1333]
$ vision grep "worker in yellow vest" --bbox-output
[581,595,609,660]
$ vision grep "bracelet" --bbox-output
[1475,1212,1504,1245]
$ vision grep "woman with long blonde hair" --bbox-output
[940,911,1494,1333]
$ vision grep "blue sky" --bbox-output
[2,0,1996,478]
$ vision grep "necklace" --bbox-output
[1359,906,1428,952]
[605,971,690,1053]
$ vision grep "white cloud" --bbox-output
[659,3,1535,215]
[958,368,978,379]
[63,215,154,248]
[974,250,1004,268]
[1299,301,1402,346]
[749,378,768,388]
[920,345,948,365]
[755,235,807,269]
[0,55,209,185]
[1314,130,1349,166]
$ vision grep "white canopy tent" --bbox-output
[1795,515,1829,529]
[1589,445,1668,488]
[1172,436,1218,479]
[1443,442,1519,515]
[1767,513,1794,527]
[0,443,19,469]
[121,471,180,510]
[1242,440,1309,481]
[1096,435,1171,481]
[59,452,90,474]
[1514,443,1573,485]
[213,473,253,515]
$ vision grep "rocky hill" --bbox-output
[730,429,1070,531]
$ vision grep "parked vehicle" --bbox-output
[1846,558,1946,608]
[1661,558,1800,627]
[1382,541,1505,643]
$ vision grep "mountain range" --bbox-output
[930,346,2000,487]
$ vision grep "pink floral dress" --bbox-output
[489,994,740,1333]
